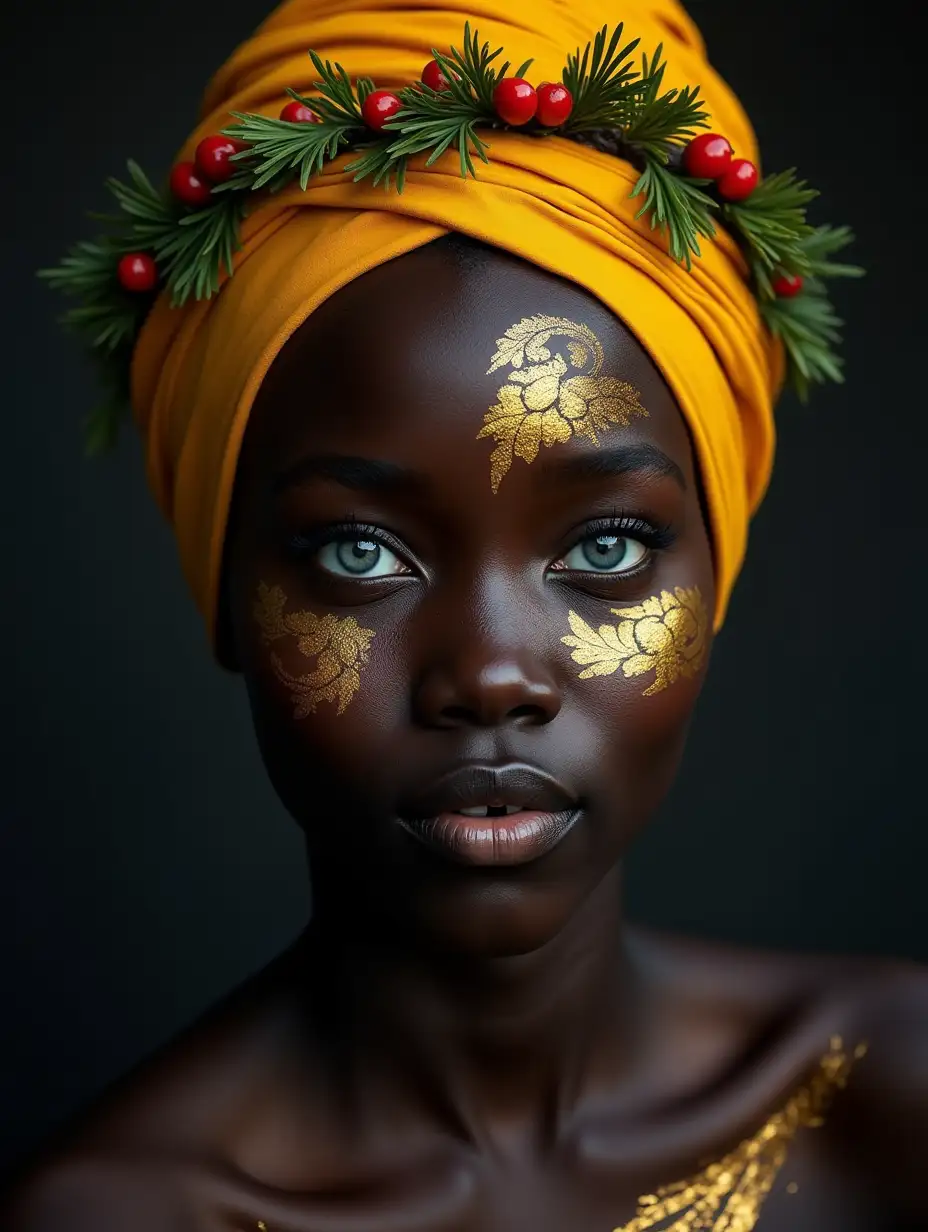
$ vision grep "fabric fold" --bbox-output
[131,0,782,645]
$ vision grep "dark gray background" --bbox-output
[2,0,924,1180]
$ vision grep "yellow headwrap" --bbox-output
[131,0,782,647]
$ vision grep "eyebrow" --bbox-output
[273,442,686,497]
[273,454,427,497]
[547,443,686,490]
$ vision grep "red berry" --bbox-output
[717,157,759,201]
[195,135,248,184]
[683,133,733,179]
[361,89,403,131]
[492,77,537,126]
[535,82,573,127]
[773,272,804,298]
[421,59,452,91]
[170,161,213,208]
[117,253,158,294]
[280,101,320,124]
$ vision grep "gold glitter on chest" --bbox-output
[476,314,648,492]
[613,1036,868,1232]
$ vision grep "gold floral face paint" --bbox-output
[253,582,375,717]
[561,586,708,697]
[476,314,649,492]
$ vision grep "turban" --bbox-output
[131,0,783,648]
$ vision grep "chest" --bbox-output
[216,1127,885,1232]
[214,1040,885,1232]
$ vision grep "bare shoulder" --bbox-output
[627,922,925,1025]
[774,954,928,1224]
[830,959,928,1198]
[0,945,309,1227]
[1,1152,188,1231]
[638,930,928,1223]
[628,926,928,1116]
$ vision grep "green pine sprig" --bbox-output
[757,225,863,400]
[38,161,247,449]
[39,238,146,352]
[622,44,709,156]
[429,21,528,113]
[39,21,863,448]
[373,99,491,181]
[219,48,379,192]
[561,24,642,129]
[761,284,844,400]
[350,22,516,186]
[615,43,714,269]
[221,109,359,192]
[631,157,717,268]
[798,223,864,280]
[345,143,411,190]
[722,168,818,295]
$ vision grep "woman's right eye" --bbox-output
[316,535,409,579]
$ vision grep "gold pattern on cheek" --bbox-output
[613,1037,867,1232]
[475,314,648,491]
[253,582,375,718]
[561,586,708,696]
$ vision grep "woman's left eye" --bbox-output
[557,533,649,574]
[317,537,408,579]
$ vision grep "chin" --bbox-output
[400,876,598,959]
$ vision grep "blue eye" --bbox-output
[317,536,407,579]
[560,533,648,574]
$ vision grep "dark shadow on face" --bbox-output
[221,236,716,959]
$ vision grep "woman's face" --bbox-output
[224,241,715,957]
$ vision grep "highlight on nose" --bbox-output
[414,657,562,729]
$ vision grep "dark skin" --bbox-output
[4,241,927,1231]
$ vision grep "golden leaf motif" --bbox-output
[561,586,709,696]
[567,339,589,368]
[477,314,649,491]
[253,582,375,718]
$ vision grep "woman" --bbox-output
[5,0,926,1227]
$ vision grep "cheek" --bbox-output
[238,583,408,821]
[577,656,707,814]
[561,585,711,698]
[561,585,713,821]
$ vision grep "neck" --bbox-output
[294,867,639,1145]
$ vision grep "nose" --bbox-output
[412,597,563,730]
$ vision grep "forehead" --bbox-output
[240,240,697,487]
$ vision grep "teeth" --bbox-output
[456,805,524,817]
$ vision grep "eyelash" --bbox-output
[575,513,675,557]
[286,512,676,574]
[287,518,403,563]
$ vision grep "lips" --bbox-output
[398,762,577,821]
[396,763,581,867]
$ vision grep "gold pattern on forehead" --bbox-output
[613,1036,868,1231]
[562,586,708,696]
[253,582,375,718]
[476,314,649,492]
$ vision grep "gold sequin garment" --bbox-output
[613,1036,867,1231]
